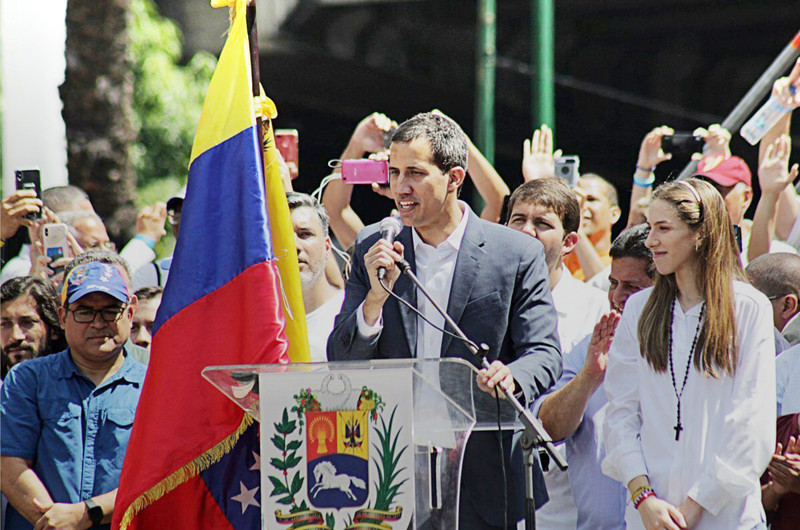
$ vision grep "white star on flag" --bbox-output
[231,481,260,514]
[250,451,260,471]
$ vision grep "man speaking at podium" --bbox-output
[327,112,562,529]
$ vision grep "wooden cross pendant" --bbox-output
[674,422,683,441]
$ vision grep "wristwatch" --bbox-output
[84,498,103,527]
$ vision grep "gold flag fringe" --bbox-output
[117,413,255,530]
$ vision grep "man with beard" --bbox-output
[288,192,344,362]
[1,276,66,378]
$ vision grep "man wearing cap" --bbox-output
[694,154,795,264]
[0,251,145,530]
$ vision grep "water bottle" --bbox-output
[740,93,794,145]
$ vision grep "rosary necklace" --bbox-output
[667,298,705,441]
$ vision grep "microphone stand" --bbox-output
[394,259,567,530]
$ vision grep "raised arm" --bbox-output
[759,60,800,243]
[538,311,619,441]
[466,139,511,222]
[521,124,562,182]
[749,135,799,261]
[627,126,674,229]
[322,113,396,250]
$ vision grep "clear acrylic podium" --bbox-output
[203,358,522,530]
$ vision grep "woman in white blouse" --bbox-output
[602,178,776,530]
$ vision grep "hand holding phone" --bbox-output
[14,169,42,220]
[42,223,71,275]
[341,159,389,185]
[661,133,705,157]
[1,189,43,239]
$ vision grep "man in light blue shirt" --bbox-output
[534,225,654,529]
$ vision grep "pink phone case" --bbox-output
[341,159,389,185]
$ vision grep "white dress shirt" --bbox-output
[306,290,345,363]
[535,264,609,530]
[602,282,776,530]
[551,264,609,353]
[356,203,470,360]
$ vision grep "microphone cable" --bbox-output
[377,276,476,350]
[379,274,508,528]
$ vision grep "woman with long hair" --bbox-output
[601,178,776,529]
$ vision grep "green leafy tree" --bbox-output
[130,0,216,194]
[129,0,216,257]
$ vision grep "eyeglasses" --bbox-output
[767,292,798,301]
[69,305,128,323]
[167,211,181,226]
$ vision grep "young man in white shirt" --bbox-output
[287,192,344,362]
[506,178,608,529]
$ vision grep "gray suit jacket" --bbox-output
[327,209,562,526]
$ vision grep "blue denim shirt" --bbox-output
[1,348,145,530]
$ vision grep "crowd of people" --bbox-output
[1,56,800,530]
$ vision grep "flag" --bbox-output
[257,89,311,364]
[113,0,292,527]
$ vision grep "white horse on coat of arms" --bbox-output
[310,461,366,500]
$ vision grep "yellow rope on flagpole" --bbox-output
[117,413,255,530]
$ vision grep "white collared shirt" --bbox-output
[551,263,609,353]
[356,202,470,359]
[602,282,776,530]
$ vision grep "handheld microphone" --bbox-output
[378,217,403,281]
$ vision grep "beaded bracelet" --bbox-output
[635,164,655,173]
[630,485,649,500]
[633,488,656,510]
[633,173,656,187]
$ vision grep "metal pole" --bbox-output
[475,0,496,164]
[676,30,800,181]
[531,0,555,132]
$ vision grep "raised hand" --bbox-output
[582,310,620,386]
[350,112,397,155]
[759,134,799,196]
[1,190,42,240]
[522,124,562,182]
[637,126,674,170]
[772,57,800,110]
[692,124,732,160]
[368,150,395,199]
[135,202,168,244]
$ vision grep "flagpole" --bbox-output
[246,0,266,165]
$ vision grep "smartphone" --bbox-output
[382,127,397,149]
[341,159,389,185]
[275,129,299,179]
[661,133,704,156]
[43,223,70,274]
[15,169,42,220]
[554,156,580,188]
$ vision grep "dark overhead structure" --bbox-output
[156,0,800,227]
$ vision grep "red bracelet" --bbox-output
[633,489,656,510]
